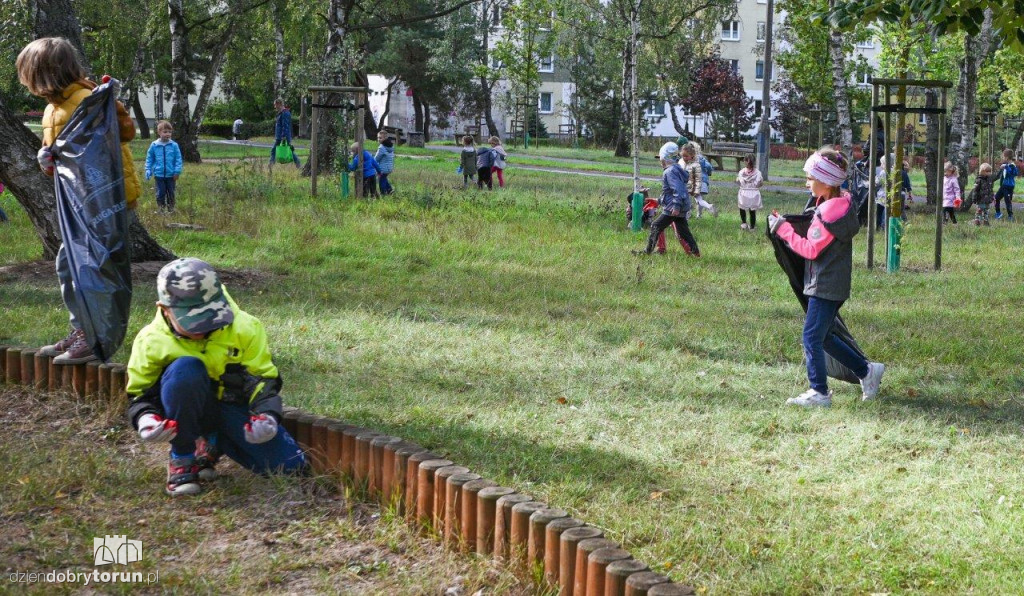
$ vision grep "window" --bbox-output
[919,112,927,125]
[855,39,875,49]
[729,59,739,75]
[490,54,503,69]
[645,101,666,117]
[756,22,766,42]
[757,0,766,3]
[539,10,554,31]
[754,100,763,118]
[721,20,740,41]
[539,55,554,73]
[491,5,502,27]
[539,92,553,113]
[755,61,764,81]
[857,68,871,86]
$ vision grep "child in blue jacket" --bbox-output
[374,130,396,195]
[145,120,184,214]
[633,142,700,257]
[348,142,382,198]
[994,149,1018,221]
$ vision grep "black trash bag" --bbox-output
[52,79,132,362]
[767,212,866,385]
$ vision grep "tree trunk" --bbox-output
[31,0,87,67]
[478,0,499,136]
[1011,118,1024,150]
[924,88,939,205]
[273,2,286,100]
[413,92,424,132]
[949,15,992,193]
[131,92,151,139]
[827,5,852,155]
[423,101,431,142]
[304,0,355,177]
[189,25,235,144]
[298,36,308,138]
[376,78,397,131]
[167,0,199,162]
[614,40,631,158]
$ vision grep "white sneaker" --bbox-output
[710,204,719,217]
[860,362,885,401]
[740,223,749,230]
[786,388,832,408]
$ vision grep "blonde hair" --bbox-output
[488,136,500,145]
[681,144,696,158]
[944,161,957,175]
[1003,148,1014,160]
[156,120,173,133]
[349,142,361,153]
[688,141,702,154]
[16,38,88,102]
[980,162,993,174]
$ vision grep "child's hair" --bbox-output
[274,98,284,107]
[944,161,957,175]
[156,120,173,134]
[349,142,361,153]
[902,159,910,170]
[681,144,696,158]
[16,38,87,102]
[488,136,500,145]
[1003,148,1014,160]
[462,135,474,146]
[687,141,702,154]
[377,130,389,141]
[980,162,993,175]
[744,154,756,169]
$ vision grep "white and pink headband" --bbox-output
[803,152,847,187]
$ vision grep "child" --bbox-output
[736,154,763,230]
[633,142,700,257]
[375,130,396,195]
[459,136,476,189]
[489,136,508,188]
[19,37,141,366]
[680,145,704,218]
[145,120,184,214]
[476,141,496,190]
[972,163,995,226]
[692,142,718,217]
[768,148,884,407]
[874,155,888,230]
[348,142,382,198]
[126,258,306,496]
[994,148,1017,221]
[943,162,961,224]
[270,98,301,169]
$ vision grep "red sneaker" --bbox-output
[166,457,201,497]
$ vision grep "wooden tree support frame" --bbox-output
[867,78,952,272]
[308,85,371,198]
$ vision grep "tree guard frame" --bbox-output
[867,78,951,272]
[308,86,370,198]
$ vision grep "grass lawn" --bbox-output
[3,158,1024,593]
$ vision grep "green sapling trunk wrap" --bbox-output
[887,216,903,272]
[630,192,644,232]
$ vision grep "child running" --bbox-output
[19,37,141,365]
[769,148,884,407]
[145,120,184,214]
[972,163,995,226]
[994,149,1017,221]
[459,136,476,189]
[943,162,961,224]
[736,154,763,230]
[489,136,507,188]
[632,142,700,257]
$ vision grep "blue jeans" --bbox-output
[270,142,301,167]
[159,357,306,474]
[155,177,176,209]
[378,173,393,195]
[803,297,869,394]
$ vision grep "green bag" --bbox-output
[275,143,294,164]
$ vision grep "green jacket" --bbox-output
[125,289,283,428]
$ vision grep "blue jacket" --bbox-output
[374,141,395,174]
[660,163,691,215]
[274,108,293,144]
[698,155,714,194]
[348,150,382,177]
[999,162,1018,188]
[144,139,183,179]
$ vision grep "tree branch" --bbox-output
[350,0,481,32]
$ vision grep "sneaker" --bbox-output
[786,388,832,408]
[995,212,1003,219]
[1009,215,1015,222]
[710,204,719,217]
[38,328,79,357]
[194,438,221,481]
[166,457,202,497]
[740,223,749,230]
[860,362,885,401]
[53,332,98,364]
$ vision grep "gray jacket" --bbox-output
[775,194,860,301]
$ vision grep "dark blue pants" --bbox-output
[159,357,306,474]
[378,173,393,195]
[155,177,176,209]
[803,297,869,394]
[994,186,1014,216]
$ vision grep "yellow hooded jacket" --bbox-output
[41,80,142,208]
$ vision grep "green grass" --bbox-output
[3,159,1024,593]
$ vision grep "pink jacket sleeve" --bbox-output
[775,196,851,260]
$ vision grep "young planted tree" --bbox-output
[681,56,754,140]
[492,0,558,146]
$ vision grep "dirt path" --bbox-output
[0,387,526,595]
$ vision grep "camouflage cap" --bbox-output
[157,258,234,334]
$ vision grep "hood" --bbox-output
[378,142,394,153]
[819,192,860,242]
[739,169,759,182]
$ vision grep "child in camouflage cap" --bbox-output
[126,258,306,496]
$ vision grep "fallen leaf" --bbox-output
[638,341,645,348]
[556,397,568,405]
[649,491,664,501]
[906,387,919,398]
[17,476,29,485]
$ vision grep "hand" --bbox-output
[37,146,54,175]
[768,212,785,234]
[244,414,278,444]
[144,170,152,181]
[138,413,178,443]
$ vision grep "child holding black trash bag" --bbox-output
[18,37,141,365]
[768,148,885,408]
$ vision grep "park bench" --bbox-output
[381,125,406,145]
[704,141,756,170]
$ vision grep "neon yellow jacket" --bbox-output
[126,288,282,427]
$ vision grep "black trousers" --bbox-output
[645,211,699,255]
[477,166,493,189]
[994,186,1014,216]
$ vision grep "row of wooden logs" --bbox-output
[0,344,694,595]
